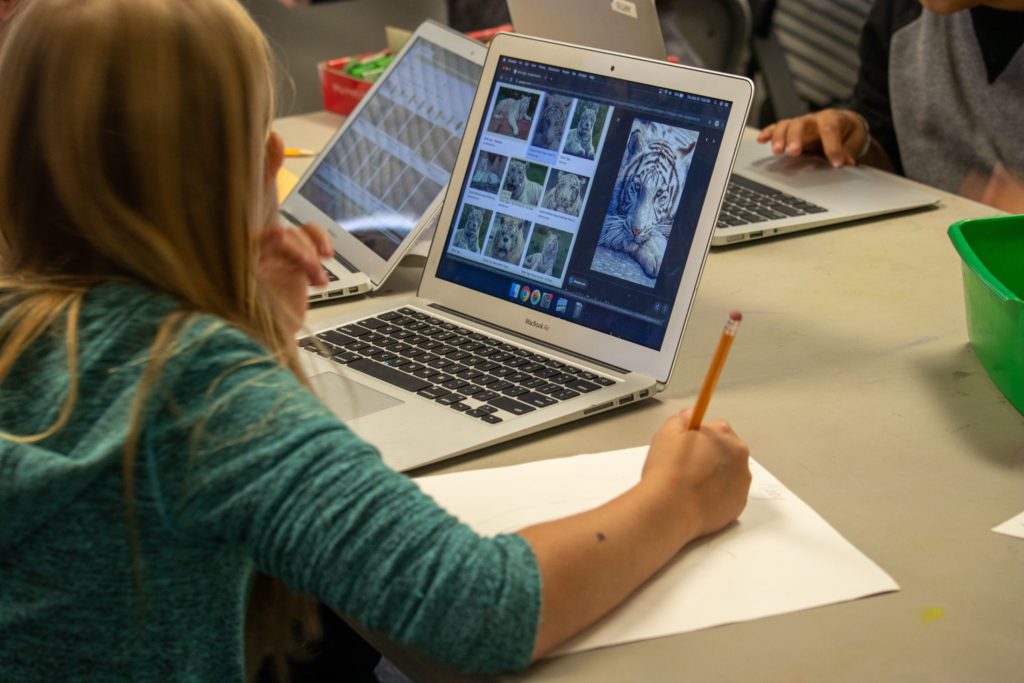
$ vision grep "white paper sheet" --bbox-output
[993,510,1024,539]
[416,447,899,655]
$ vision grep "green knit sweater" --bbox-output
[0,282,540,680]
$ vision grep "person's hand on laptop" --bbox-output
[258,222,332,336]
[757,108,892,171]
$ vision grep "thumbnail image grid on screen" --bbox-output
[298,38,481,260]
[436,56,732,350]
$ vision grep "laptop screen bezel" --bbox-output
[280,20,487,286]
[417,33,753,384]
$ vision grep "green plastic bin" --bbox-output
[948,215,1024,415]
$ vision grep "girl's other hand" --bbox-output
[257,221,332,336]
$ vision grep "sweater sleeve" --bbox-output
[850,0,922,175]
[144,319,541,674]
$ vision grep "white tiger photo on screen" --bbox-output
[452,204,491,253]
[486,86,539,141]
[523,225,571,278]
[541,170,589,217]
[530,94,573,151]
[484,213,530,265]
[591,119,698,286]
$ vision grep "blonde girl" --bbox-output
[0,1,750,681]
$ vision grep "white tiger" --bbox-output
[542,171,584,216]
[487,215,527,264]
[502,159,543,206]
[596,120,698,279]
[490,94,532,138]
[524,231,560,276]
[564,103,598,159]
[454,208,483,252]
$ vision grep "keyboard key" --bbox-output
[470,390,499,402]
[317,330,355,346]
[553,389,581,400]
[480,414,503,424]
[565,379,600,393]
[340,324,372,337]
[348,358,431,392]
[417,386,450,400]
[436,393,466,405]
[449,403,471,412]
[488,397,535,415]
[519,392,557,408]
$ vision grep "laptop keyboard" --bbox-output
[716,175,827,229]
[299,307,616,424]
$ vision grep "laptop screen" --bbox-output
[434,56,733,350]
[296,37,482,260]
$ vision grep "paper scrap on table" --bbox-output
[993,510,1024,539]
[276,167,300,203]
[415,447,899,656]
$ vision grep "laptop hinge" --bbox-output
[428,303,631,375]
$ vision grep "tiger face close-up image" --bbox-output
[591,119,699,285]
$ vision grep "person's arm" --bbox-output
[756,0,920,172]
[521,410,749,658]
[147,323,749,672]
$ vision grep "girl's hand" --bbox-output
[641,408,751,543]
[257,222,332,336]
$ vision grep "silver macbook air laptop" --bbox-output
[503,2,940,247]
[279,21,486,303]
[298,33,753,471]
[712,135,941,245]
[507,0,668,60]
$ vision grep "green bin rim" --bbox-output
[947,216,1022,305]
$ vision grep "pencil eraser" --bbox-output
[729,310,743,322]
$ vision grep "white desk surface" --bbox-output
[273,113,1024,683]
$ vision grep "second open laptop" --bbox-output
[299,33,753,472]
[502,2,940,246]
[280,21,486,302]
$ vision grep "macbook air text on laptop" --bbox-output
[279,21,486,302]
[299,34,753,471]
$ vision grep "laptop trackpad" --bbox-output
[310,372,403,420]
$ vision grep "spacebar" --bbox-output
[347,358,432,392]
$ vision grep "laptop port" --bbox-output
[584,401,614,415]
[619,395,635,405]
[348,287,360,293]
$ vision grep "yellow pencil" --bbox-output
[688,311,742,430]
[284,147,316,158]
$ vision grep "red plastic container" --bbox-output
[318,52,385,116]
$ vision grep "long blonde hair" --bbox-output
[0,0,315,677]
